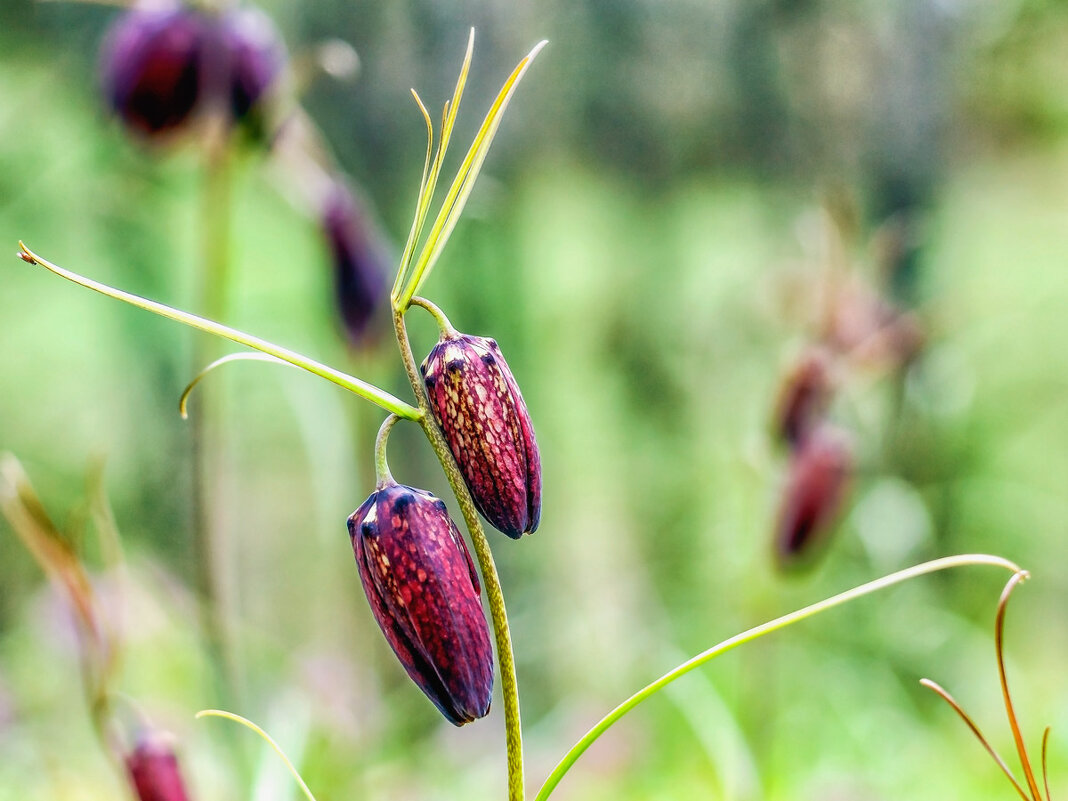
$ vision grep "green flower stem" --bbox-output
[409,296,458,337]
[393,308,525,801]
[374,414,401,488]
[15,243,421,421]
[192,133,235,710]
[534,553,1025,801]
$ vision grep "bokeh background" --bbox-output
[2,0,1068,799]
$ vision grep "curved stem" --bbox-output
[410,296,459,337]
[393,309,524,801]
[995,571,1042,801]
[534,554,1025,801]
[374,414,401,488]
[197,710,318,801]
[919,678,1030,801]
[16,243,422,421]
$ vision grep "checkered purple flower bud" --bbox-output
[421,334,541,538]
[348,483,493,725]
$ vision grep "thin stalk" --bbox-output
[16,243,421,420]
[409,296,459,337]
[534,555,1025,801]
[919,678,1030,801]
[393,309,524,801]
[374,414,400,488]
[191,132,235,709]
[995,571,1043,801]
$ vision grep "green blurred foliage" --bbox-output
[2,1,1068,800]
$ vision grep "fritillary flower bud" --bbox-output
[775,424,853,565]
[773,347,833,447]
[219,6,286,122]
[125,733,191,801]
[348,483,493,725]
[100,2,286,140]
[100,3,205,138]
[321,182,389,346]
[421,333,541,538]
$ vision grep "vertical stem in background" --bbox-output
[191,128,238,707]
[393,310,525,801]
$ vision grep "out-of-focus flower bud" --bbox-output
[775,424,852,566]
[218,6,286,122]
[321,182,389,346]
[125,732,191,801]
[774,347,833,447]
[100,3,205,137]
[421,334,541,538]
[348,483,493,725]
[100,2,287,141]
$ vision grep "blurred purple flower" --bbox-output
[125,733,191,801]
[101,3,205,137]
[775,424,853,566]
[321,183,390,346]
[100,1,286,140]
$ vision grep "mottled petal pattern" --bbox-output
[421,334,541,538]
[348,484,493,725]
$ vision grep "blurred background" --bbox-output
[2,0,1068,799]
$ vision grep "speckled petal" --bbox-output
[421,334,541,538]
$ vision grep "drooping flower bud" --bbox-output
[100,2,286,141]
[773,347,833,447]
[125,732,191,801]
[421,334,541,538]
[218,6,286,123]
[321,182,389,346]
[775,424,853,566]
[348,483,493,725]
[100,3,206,138]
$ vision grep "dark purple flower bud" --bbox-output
[773,347,833,447]
[421,334,541,538]
[348,483,493,725]
[125,733,191,801]
[321,183,389,346]
[219,6,286,121]
[100,3,205,137]
[775,425,852,566]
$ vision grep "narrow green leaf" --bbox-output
[534,554,1024,801]
[397,39,547,310]
[179,352,292,419]
[197,709,317,801]
[17,243,422,420]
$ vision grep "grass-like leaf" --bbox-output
[392,33,547,311]
[16,243,422,420]
[534,554,1023,801]
[196,709,317,801]
[179,352,293,419]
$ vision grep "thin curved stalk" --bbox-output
[16,243,421,420]
[197,710,317,801]
[920,678,1030,801]
[534,555,1024,801]
[393,309,524,801]
[179,352,293,419]
[996,571,1043,801]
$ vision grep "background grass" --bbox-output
[3,1,1068,799]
